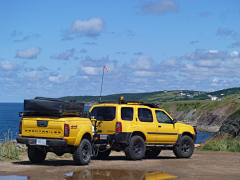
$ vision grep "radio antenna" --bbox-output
[100,66,108,102]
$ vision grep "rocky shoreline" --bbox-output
[177,120,220,133]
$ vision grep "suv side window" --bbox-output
[138,108,153,122]
[155,110,172,123]
[91,107,116,121]
[121,107,133,121]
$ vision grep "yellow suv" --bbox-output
[90,98,197,160]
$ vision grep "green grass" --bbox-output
[0,130,26,161]
[159,98,240,114]
[197,136,240,152]
[62,87,240,103]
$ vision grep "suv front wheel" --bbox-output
[124,136,146,160]
[173,135,194,158]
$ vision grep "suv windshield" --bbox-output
[91,107,116,121]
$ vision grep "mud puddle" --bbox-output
[65,169,178,180]
[0,175,28,180]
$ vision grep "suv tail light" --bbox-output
[19,121,22,134]
[64,124,70,137]
[116,122,122,132]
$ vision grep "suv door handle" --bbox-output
[158,126,161,128]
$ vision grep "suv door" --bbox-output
[136,107,156,143]
[155,110,178,143]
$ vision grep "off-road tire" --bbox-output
[73,139,92,165]
[28,147,46,163]
[173,135,194,158]
[124,136,146,160]
[95,149,111,159]
[145,149,161,159]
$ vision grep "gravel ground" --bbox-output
[0,150,239,180]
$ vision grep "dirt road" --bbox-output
[0,150,239,180]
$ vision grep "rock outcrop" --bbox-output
[215,110,240,138]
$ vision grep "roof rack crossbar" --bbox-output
[99,99,159,108]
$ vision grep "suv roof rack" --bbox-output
[99,97,159,108]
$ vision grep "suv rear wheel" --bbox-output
[124,136,146,160]
[173,135,194,158]
[73,139,92,165]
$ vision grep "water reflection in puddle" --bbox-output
[65,169,178,180]
[0,175,28,180]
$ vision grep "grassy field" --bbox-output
[197,136,240,152]
[62,87,240,103]
[159,97,240,114]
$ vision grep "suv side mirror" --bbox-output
[172,119,177,124]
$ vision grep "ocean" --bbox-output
[0,103,213,143]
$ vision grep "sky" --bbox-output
[0,0,240,102]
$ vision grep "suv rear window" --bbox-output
[121,107,133,121]
[91,107,116,121]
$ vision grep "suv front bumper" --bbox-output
[16,137,67,147]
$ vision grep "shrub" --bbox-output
[197,136,240,152]
[0,130,26,161]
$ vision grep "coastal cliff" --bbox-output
[159,98,240,133]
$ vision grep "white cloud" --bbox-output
[37,66,48,71]
[230,51,239,57]
[24,71,44,79]
[78,65,102,76]
[185,49,227,60]
[159,57,181,71]
[0,61,18,71]
[179,50,240,80]
[15,46,41,59]
[140,0,180,15]
[80,76,90,81]
[66,17,106,38]
[208,50,219,53]
[194,59,222,67]
[132,70,155,77]
[213,78,219,83]
[128,56,153,70]
[49,71,59,76]
[223,57,240,69]
[48,75,72,83]
[156,79,166,83]
[51,48,75,60]
[198,11,213,17]
[10,30,22,37]
[131,78,143,83]
[179,61,213,80]
[82,56,109,67]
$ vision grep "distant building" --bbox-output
[211,96,218,101]
[210,96,222,101]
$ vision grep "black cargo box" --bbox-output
[21,97,84,116]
